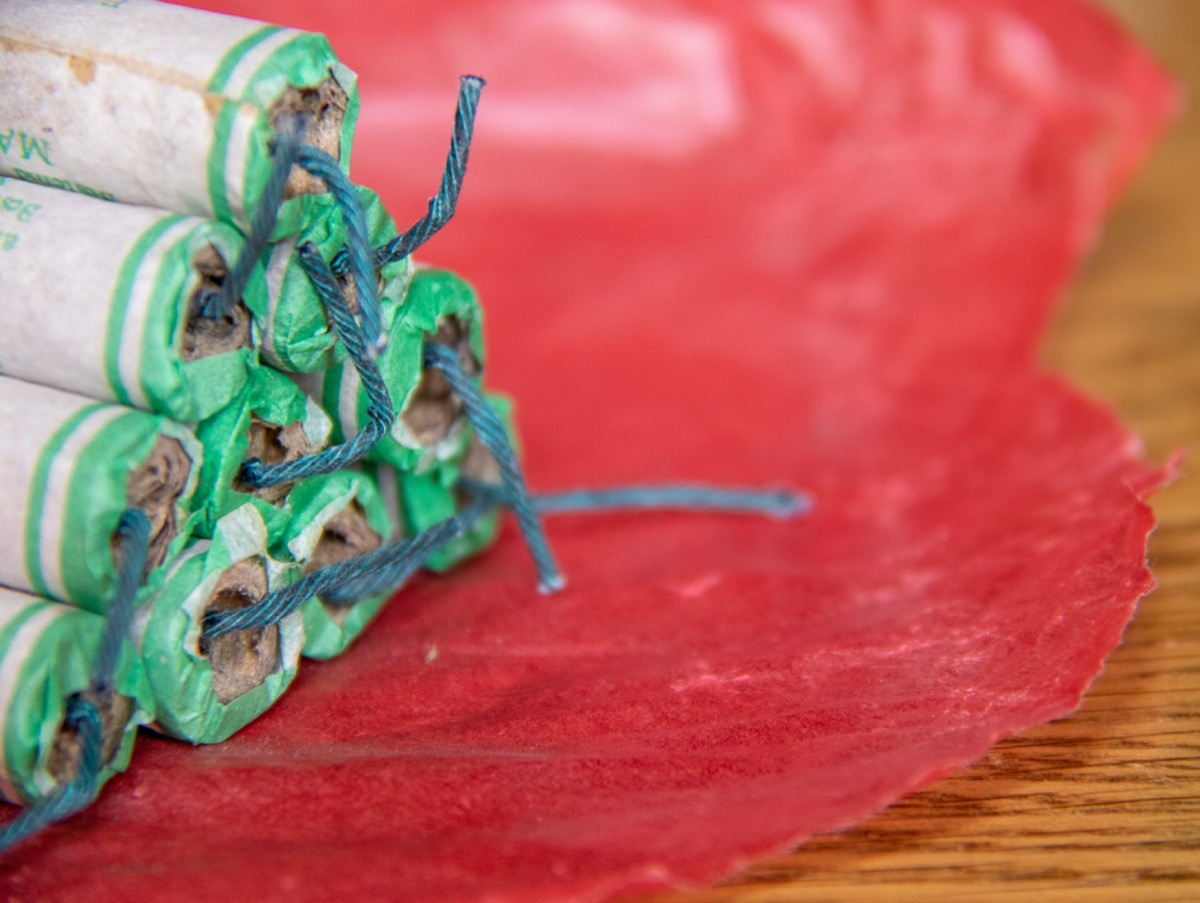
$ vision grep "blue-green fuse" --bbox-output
[302,267,485,477]
[0,587,154,806]
[371,392,516,574]
[251,187,411,373]
[269,469,395,660]
[190,366,333,538]
[135,504,302,745]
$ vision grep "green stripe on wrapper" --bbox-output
[191,367,332,537]
[0,1,358,229]
[205,28,359,228]
[0,177,256,422]
[0,377,201,614]
[134,505,302,744]
[252,188,410,372]
[272,470,395,660]
[311,268,484,475]
[391,393,516,574]
[0,587,153,806]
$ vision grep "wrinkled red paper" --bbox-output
[1,2,1176,901]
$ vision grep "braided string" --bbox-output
[333,75,484,277]
[424,343,564,593]
[236,245,395,488]
[195,72,812,642]
[295,146,386,354]
[0,509,151,852]
[376,75,484,267]
[458,480,811,519]
[202,501,487,638]
[202,466,812,641]
[92,511,150,691]
[198,120,304,320]
[324,498,490,604]
[241,78,485,487]
[0,703,102,853]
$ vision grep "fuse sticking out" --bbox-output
[48,690,134,790]
[257,186,409,373]
[231,417,317,507]
[387,392,516,575]
[307,267,485,475]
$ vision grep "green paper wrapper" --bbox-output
[0,376,201,613]
[0,176,255,422]
[387,393,516,574]
[306,267,484,474]
[0,587,154,805]
[273,470,395,660]
[255,187,410,372]
[0,0,358,228]
[192,365,332,536]
[134,503,302,744]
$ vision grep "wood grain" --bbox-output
[639,2,1200,900]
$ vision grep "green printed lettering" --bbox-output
[18,133,52,166]
[0,232,18,251]
[9,168,115,202]
[77,183,116,201]
[0,130,53,165]
[12,168,72,192]
[0,194,39,224]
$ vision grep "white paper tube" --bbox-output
[134,504,302,744]
[0,376,202,612]
[0,176,257,422]
[0,0,358,226]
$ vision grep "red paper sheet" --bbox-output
[2,1,1176,900]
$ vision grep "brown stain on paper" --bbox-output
[67,55,95,85]
[1,30,206,92]
[203,93,224,119]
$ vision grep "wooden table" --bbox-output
[641,2,1200,900]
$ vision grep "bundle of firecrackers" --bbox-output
[0,0,510,804]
